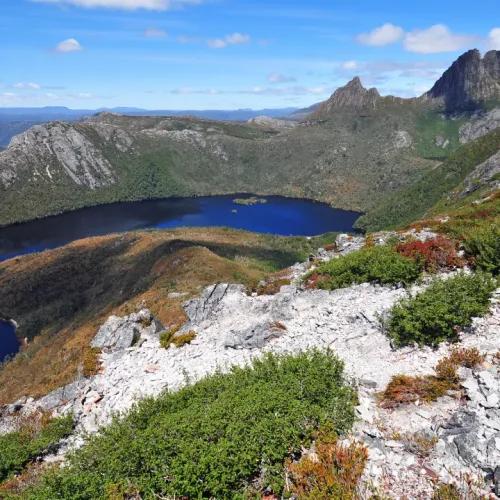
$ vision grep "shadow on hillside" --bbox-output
[0,234,304,343]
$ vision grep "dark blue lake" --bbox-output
[0,194,360,263]
[0,320,19,364]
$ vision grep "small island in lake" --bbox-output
[233,196,268,206]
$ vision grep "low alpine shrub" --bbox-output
[9,350,356,500]
[379,374,453,408]
[309,245,421,291]
[463,225,500,275]
[396,236,465,273]
[289,427,368,499]
[380,348,487,409]
[0,413,74,484]
[385,272,496,346]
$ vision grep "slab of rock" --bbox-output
[91,309,163,350]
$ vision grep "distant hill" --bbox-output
[0,106,299,123]
[0,107,300,147]
[288,102,323,121]
[2,49,500,229]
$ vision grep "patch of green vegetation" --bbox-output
[309,245,421,290]
[384,272,497,346]
[463,224,500,275]
[356,128,500,233]
[0,414,74,484]
[415,110,466,159]
[9,351,356,500]
[233,196,267,205]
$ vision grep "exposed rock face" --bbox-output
[460,108,500,143]
[434,136,450,149]
[424,49,500,109]
[309,77,381,118]
[393,130,412,149]
[484,50,500,82]
[247,115,297,130]
[461,150,500,196]
[91,309,164,350]
[0,121,131,188]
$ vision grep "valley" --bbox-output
[2,46,500,499]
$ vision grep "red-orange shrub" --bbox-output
[396,236,465,272]
[289,428,368,499]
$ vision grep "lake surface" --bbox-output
[0,194,361,262]
[0,320,19,363]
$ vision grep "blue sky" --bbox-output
[1,0,500,110]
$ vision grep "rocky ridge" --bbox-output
[2,232,500,496]
[247,115,298,130]
[460,108,500,143]
[461,149,500,196]
[425,49,500,109]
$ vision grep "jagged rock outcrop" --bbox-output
[424,49,500,109]
[460,150,500,196]
[247,115,297,130]
[308,77,381,118]
[460,108,500,143]
[91,309,164,350]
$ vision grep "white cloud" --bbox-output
[207,39,228,49]
[487,28,500,50]
[404,24,476,54]
[342,61,358,70]
[31,0,205,11]
[225,33,250,44]
[356,23,404,47]
[144,29,167,38]
[13,82,41,90]
[207,32,251,49]
[267,72,297,83]
[55,38,83,53]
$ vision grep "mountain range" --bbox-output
[1,49,500,232]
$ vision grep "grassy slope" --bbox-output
[0,227,337,404]
[355,128,500,233]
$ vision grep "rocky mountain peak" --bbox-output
[424,49,500,109]
[307,77,382,120]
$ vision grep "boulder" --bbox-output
[91,309,163,350]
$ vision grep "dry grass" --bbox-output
[379,348,485,409]
[171,331,197,348]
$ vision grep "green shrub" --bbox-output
[0,414,74,484]
[464,225,500,275]
[385,272,496,346]
[171,331,197,347]
[159,326,180,349]
[11,351,356,500]
[310,245,421,290]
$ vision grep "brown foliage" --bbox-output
[379,375,453,409]
[82,347,101,377]
[171,331,197,348]
[380,348,486,409]
[289,428,368,500]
